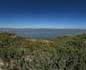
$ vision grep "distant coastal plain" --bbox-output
[0,28,86,39]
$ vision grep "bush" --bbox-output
[0,33,86,70]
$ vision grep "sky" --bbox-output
[0,0,86,29]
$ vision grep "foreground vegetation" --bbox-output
[0,32,86,70]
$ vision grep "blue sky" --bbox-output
[0,0,86,29]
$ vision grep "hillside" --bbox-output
[0,32,86,70]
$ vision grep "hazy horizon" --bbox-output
[1,26,85,29]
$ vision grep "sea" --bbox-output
[0,28,86,39]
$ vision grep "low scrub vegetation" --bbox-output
[0,32,86,70]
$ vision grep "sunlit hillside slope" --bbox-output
[0,33,86,70]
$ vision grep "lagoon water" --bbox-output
[0,29,86,39]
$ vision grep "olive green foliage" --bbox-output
[0,32,86,70]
